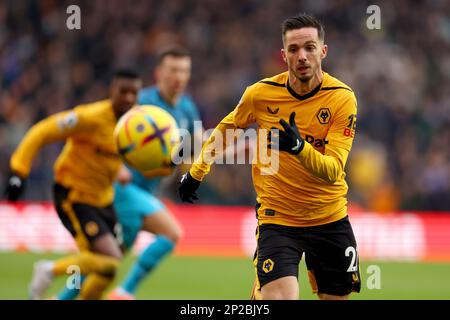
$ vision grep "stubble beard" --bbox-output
[296,71,313,83]
[290,64,313,83]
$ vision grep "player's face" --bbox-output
[110,78,142,118]
[156,56,191,97]
[281,27,327,83]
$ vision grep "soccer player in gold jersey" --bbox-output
[179,14,360,300]
[4,70,142,299]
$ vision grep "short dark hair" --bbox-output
[281,13,325,43]
[157,47,191,65]
[113,69,140,79]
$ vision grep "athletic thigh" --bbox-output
[114,182,165,248]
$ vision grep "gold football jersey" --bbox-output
[11,99,122,207]
[190,71,357,227]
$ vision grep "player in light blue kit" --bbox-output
[109,47,201,299]
[56,47,201,300]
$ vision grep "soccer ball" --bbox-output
[114,105,180,172]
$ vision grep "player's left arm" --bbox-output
[270,92,357,184]
[179,85,256,203]
[298,93,357,183]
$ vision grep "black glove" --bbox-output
[178,171,201,203]
[268,112,304,155]
[4,172,26,202]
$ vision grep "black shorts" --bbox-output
[254,216,361,296]
[53,183,123,250]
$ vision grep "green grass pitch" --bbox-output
[0,252,449,300]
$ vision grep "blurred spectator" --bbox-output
[1,0,449,210]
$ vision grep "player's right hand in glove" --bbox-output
[178,171,201,203]
[4,172,26,202]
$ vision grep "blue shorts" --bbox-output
[113,182,165,249]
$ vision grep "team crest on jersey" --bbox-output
[266,106,279,114]
[317,108,331,124]
[262,259,274,273]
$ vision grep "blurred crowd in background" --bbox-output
[1,0,449,211]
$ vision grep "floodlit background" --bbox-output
[0,0,449,299]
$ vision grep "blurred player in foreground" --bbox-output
[3,70,142,299]
[54,47,201,300]
[179,14,360,300]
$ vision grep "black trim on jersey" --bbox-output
[259,80,286,87]
[286,80,322,101]
[321,86,353,92]
[259,79,351,100]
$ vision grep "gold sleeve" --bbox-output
[10,109,86,177]
[296,93,357,184]
[297,143,349,184]
[189,85,257,181]
[189,111,237,181]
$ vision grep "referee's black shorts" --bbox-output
[254,216,361,296]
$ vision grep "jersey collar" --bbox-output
[285,72,325,101]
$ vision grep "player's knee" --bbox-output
[169,224,183,243]
[160,222,183,244]
[143,210,183,243]
[261,288,297,300]
[260,277,299,300]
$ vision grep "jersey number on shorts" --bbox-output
[345,246,358,272]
